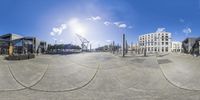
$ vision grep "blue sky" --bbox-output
[0,0,200,48]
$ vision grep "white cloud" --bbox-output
[50,24,67,36]
[86,16,101,21]
[104,21,111,26]
[156,28,166,32]
[113,22,120,26]
[179,18,185,23]
[182,27,192,34]
[106,40,112,43]
[118,24,127,28]
[113,22,127,28]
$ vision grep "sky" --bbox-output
[0,0,200,48]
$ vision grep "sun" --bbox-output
[68,18,87,36]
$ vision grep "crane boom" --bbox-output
[76,34,89,52]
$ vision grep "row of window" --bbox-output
[139,39,169,43]
[140,42,169,46]
[140,37,169,41]
[146,47,169,52]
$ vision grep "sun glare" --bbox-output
[68,18,87,37]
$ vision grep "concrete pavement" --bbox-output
[0,53,200,100]
[158,53,200,90]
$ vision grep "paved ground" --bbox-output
[0,52,200,100]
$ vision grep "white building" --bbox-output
[171,41,182,53]
[138,32,171,53]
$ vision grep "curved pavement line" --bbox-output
[155,55,200,91]
[7,64,49,89]
[0,86,26,92]
[29,64,100,92]
[1,54,100,92]
[0,60,27,92]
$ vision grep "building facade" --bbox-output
[171,41,182,53]
[182,37,200,56]
[0,33,47,55]
[138,32,171,54]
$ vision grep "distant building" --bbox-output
[182,37,200,56]
[138,31,171,53]
[171,41,182,53]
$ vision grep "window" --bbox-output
[162,42,164,45]
[162,47,164,52]
[166,42,168,45]
[166,47,168,52]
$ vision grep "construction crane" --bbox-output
[76,34,89,52]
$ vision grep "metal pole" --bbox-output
[112,41,115,54]
[199,41,200,55]
[126,40,128,54]
[131,42,133,54]
[122,34,125,57]
[144,41,147,57]
[90,44,92,52]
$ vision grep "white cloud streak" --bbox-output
[86,16,101,21]
[179,18,185,23]
[104,21,111,26]
[106,40,112,43]
[113,22,120,26]
[118,24,127,28]
[113,22,127,28]
[50,24,67,36]
[156,28,166,32]
[182,27,192,34]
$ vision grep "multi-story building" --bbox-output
[171,41,182,53]
[138,32,171,53]
[0,33,47,55]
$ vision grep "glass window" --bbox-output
[166,47,168,52]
